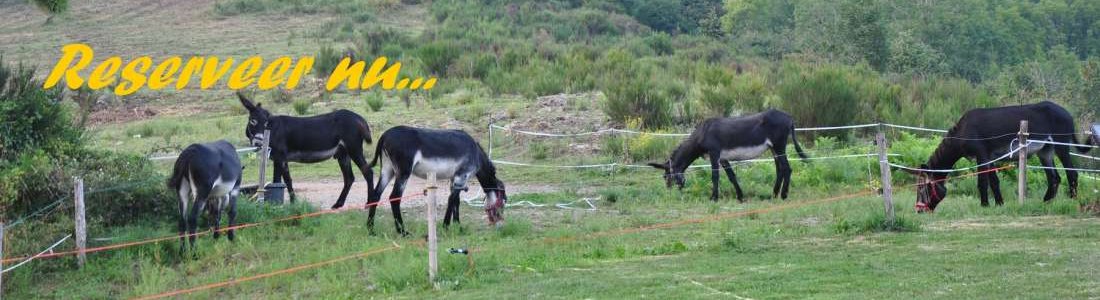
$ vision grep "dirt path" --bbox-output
[292,177,559,209]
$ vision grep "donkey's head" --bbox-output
[484,181,508,227]
[907,165,947,213]
[237,92,271,147]
[648,160,685,190]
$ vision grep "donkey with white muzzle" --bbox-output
[367,126,507,235]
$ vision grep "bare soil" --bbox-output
[293,177,558,210]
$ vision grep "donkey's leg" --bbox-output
[777,155,793,199]
[1038,147,1061,201]
[974,153,992,207]
[1053,145,1078,199]
[227,194,238,241]
[771,156,791,200]
[347,147,376,198]
[332,152,355,209]
[388,172,412,236]
[445,174,472,226]
[211,196,225,239]
[280,161,296,202]
[366,165,394,235]
[988,166,1005,206]
[187,191,209,251]
[444,190,463,227]
[177,181,191,253]
[708,151,722,201]
[719,160,745,202]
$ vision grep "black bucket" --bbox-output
[264,182,286,204]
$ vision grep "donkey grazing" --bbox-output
[649,109,808,201]
[367,126,507,235]
[167,140,242,251]
[238,92,374,209]
[909,101,1091,212]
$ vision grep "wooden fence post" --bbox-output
[876,130,895,225]
[425,172,439,288]
[74,177,86,268]
[1018,120,1029,205]
[257,129,271,202]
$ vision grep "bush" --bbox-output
[625,133,679,162]
[630,0,684,33]
[418,41,460,75]
[1,60,170,225]
[0,61,78,213]
[293,99,311,115]
[314,45,342,79]
[365,92,384,112]
[31,0,68,19]
[76,151,174,225]
[268,88,293,103]
[833,213,920,234]
[777,63,867,137]
[602,74,674,128]
[644,33,674,56]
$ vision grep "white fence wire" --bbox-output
[3,234,71,274]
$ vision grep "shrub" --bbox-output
[1,60,171,225]
[314,45,342,79]
[695,72,767,117]
[453,103,488,124]
[644,33,674,56]
[418,41,460,75]
[76,151,175,225]
[357,27,412,57]
[31,0,68,22]
[268,88,293,103]
[833,213,920,234]
[630,0,684,33]
[777,63,867,137]
[602,74,674,128]
[365,92,384,112]
[293,99,311,115]
[625,133,679,162]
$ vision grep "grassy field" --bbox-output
[5,186,1100,299]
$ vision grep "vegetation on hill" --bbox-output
[275,0,1100,130]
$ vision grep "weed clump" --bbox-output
[833,213,920,234]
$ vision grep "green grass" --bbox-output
[7,182,1100,298]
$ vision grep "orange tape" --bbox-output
[130,244,405,300]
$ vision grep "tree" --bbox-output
[631,0,684,33]
[842,0,888,71]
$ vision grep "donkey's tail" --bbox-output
[167,146,198,189]
[790,127,809,161]
[368,136,385,168]
[355,117,372,144]
[1077,135,1094,153]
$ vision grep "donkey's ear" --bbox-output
[237,91,256,111]
[647,162,669,170]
